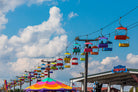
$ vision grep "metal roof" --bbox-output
[70,68,138,86]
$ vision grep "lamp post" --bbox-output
[41,59,56,78]
[16,76,22,92]
[25,70,32,86]
[10,80,16,92]
[75,37,98,92]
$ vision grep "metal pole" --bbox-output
[29,72,31,86]
[20,81,22,92]
[13,83,15,92]
[41,60,56,78]
[48,62,50,78]
[25,71,32,86]
[75,37,98,92]
[9,85,11,92]
[84,43,88,92]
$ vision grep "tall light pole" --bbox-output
[75,37,98,92]
[41,59,56,78]
[11,80,16,92]
[16,76,22,92]
[25,70,32,86]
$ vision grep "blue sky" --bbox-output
[0,0,138,91]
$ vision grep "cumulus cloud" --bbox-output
[0,79,4,87]
[68,12,78,19]
[27,0,51,5]
[7,6,67,58]
[0,6,68,86]
[60,54,137,90]
[101,56,119,65]
[0,12,8,30]
[8,58,40,72]
[0,0,64,30]
[0,0,25,30]
[126,53,138,64]
[68,54,138,79]
[0,6,67,59]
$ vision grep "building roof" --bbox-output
[73,87,119,91]
[70,68,138,86]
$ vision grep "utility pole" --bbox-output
[41,59,56,78]
[13,81,15,92]
[25,70,32,86]
[75,37,98,92]
[11,80,16,92]
[16,76,22,92]
[19,81,22,92]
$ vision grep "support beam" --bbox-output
[87,73,131,83]
[133,86,136,92]
[81,81,84,91]
[70,80,73,87]
[107,83,111,92]
[120,85,124,92]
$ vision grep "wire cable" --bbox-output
[102,22,138,37]
[78,6,137,37]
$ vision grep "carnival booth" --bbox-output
[24,77,76,92]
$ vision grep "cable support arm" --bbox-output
[75,36,99,42]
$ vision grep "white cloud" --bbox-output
[0,6,68,86]
[0,0,64,30]
[8,58,41,72]
[67,54,138,79]
[0,79,4,87]
[68,12,78,19]
[53,56,119,81]
[27,0,51,5]
[101,56,119,65]
[0,0,25,30]
[0,12,8,30]
[126,53,138,64]
[0,3,68,68]
[5,6,67,58]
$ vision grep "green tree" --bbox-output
[129,87,138,92]
[10,89,23,92]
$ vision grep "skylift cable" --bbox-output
[126,22,138,28]
[103,22,138,37]
[78,6,137,37]
[128,24,138,30]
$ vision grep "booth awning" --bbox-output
[25,77,75,92]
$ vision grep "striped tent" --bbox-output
[24,77,76,92]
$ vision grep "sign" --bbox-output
[112,65,127,73]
